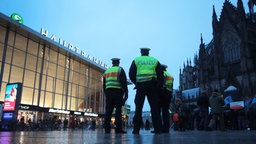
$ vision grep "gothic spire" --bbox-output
[200,33,203,44]
[237,0,246,20]
[212,5,219,36]
[212,5,218,26]
[199,33,205,56]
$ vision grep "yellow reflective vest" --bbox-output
[134,56,157,82]
[104,66,122,89]
[164,71,174,92]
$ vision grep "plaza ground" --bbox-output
[0,128,256,144]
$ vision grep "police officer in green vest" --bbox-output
[159,64,174,133]
[103,58,128,134]
[129,48,164,134]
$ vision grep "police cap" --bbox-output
[162,64,168,68]
[111,58,120,63]
[140,48,151,52]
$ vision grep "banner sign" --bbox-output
[3,83,19,111]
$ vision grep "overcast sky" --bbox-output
[0,0,250,111]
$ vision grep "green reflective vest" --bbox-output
[134,56,157,82]
[104,66,122,89]
[164,71,174,92]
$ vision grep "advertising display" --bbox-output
[2,83,23,131]
[3,83,19,111]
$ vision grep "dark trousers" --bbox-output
[104,88,124,131]
[159,89,172,132]
[133,81,162,132]
[199,106,209,130]
[208,112,225,130]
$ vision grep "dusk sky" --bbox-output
[0,0,250,111]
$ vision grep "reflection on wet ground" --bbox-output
[0,129,256,144]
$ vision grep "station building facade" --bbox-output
[0,12,107,124]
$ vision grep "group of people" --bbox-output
[103,48,174,134]
[197,90,256,131]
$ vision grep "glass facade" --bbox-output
[0,14,106,120]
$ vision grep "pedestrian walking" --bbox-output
[103,58,128,134]
[207,89,225,131]
[129,48,164,134]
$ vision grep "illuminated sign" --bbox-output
[84,112,98,117]
[20,105,30,110]
[40,28,108,69]
[49,108,70,114]
[74,112,82,115]
[3,113,13,119]
[11,13,23,24]
[3,83,18,111]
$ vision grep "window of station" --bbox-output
[47,62,57,77]
[0,82,7,101]
[0,43,3,67]
[39,91,45,107]
[80,63,87,74]
[14,33,27,51]
[34,74,40,89]
[41,75,47,91]
[78,74,85,86]
[73,60,80,73]
[54,93,62,109]
[27,39,39,56]
[58,53,66,67]
[37,58,42,73]
[21,87,33,105]
[2,64,10,82]
[0,25,6,43]
[25,54,37,71]
[32,89,38,105]
[55,79,64,94]
[77,98,84,110]
[12,48,25,66]
[67,96,71,110]
[71,97,77,111]
[10,66,23,82]
[49,49,58,63]
[78,85,85,99]
[72,71,79,85]
[7,30,15,46]
[23,70,36,87]
[46,76,54,92]
[5,46,13,64]
[57,65,65,80]
[71,83,77,96]
[44,92,53,107]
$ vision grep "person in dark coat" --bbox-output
[129,48,164,134]
[197,91,210,130]
[103,58,128,133]
[207,89,225,131]
[158,64,174,133]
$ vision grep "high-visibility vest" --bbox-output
[134,56,158,82]
[164,71,174,92]
[104,66,122,89]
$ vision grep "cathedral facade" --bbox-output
[180,0,256,98]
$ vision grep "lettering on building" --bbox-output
[40,28,108,68]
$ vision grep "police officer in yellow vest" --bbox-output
[159,64,174,133]
[103,58,128,134]
[129,48,164,134]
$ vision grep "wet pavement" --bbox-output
[0,129,256,144]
